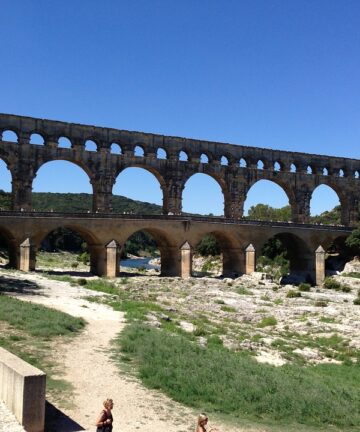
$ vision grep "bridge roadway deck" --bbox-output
[0,211,352,278]
[0,211,353,231]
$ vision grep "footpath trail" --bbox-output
[1,272,253,432]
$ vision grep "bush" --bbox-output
[315,301,328,307]
[341,285,351,293]
[324,277,341,290]
[354,298,360,305]
[298,283,311,292]
[286,290,301,298]
[77,278,87,286]
[257,316,277,327]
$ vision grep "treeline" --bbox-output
[246,203,342,225]
[0,190,162,214]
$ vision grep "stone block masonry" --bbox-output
[0,347,46,432]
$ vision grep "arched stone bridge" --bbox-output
[1,113,360,225]
[0,212,352,284]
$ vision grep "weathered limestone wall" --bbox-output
[1,113,359,225]
[0,347,46,432]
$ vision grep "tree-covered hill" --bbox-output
[0,190,162,214]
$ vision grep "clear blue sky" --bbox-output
[1,0,359,215]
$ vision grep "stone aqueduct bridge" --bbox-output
[1,113,360,224]
[0,212,352,283]
[0,113,357,282]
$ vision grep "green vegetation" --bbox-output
[196,234,221,256]
[115,323,360,428]
[298,283,311,292]
[0,190,163,214]
[345,223,360,254]
[286,290,301,298]
[0,294,85,337]
[324,277,341,290]
[342,272,360,279]
[0,292,85,403]
[257,316,277,327]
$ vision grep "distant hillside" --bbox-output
[0,190,162,214]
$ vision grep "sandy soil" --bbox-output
[1,271,252,432]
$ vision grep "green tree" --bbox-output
[345,224,360,254]
[196,235,220,256]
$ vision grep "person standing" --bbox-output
[95,398,114,432]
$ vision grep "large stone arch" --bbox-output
[113,165,168,213]
[34,157,95,184]
[245,178,294,220]
[182,171,230,216]
[33,224,103,274]
[310,181,348,225]
[190,228,245,277]
[121,226,178,276]
[256,232,314,277]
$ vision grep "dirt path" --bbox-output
[2,272,251,432]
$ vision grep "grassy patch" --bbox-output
[0,295,85,404]
[115,323,360,428]
[235,286,253,295]
[0,294,85,337]
[257,316,277,327]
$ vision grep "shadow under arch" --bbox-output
[193,229,244,277]
[258,232,314,282]
[121,226,178,276]
[33,224,102,276]
[322,234,353,274]
[183,172,230,217]
[0,225,17,268]
[113,165,168,214]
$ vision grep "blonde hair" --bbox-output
[196,413,208,429]
[103,398,113,409]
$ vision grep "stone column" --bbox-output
[344,196,359,227]
[180,242,192,278]
[92,174,115,213]
[106,240,120,278]
[19,239,31,272]
[315,245,326,286]
[164,177,184,215]
[245,244,256,274]
[291,189,311,223]
[225,178,247,219]
[12,177,34,211]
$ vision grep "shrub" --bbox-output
[257,316,277,327]
[315,300,328,307]
[77,278,87,286]
[354,298,360,305]
[298,283,311,292]
[341,285,351,293]
[324,277,341,290]
[286,290,301,298]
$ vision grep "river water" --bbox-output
[120,257,160,270]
